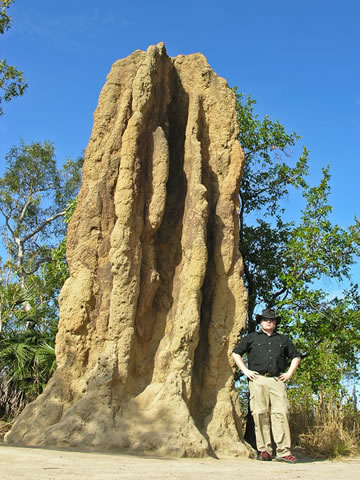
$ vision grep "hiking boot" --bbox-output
[257,451,272,461]
[275,454,297,463]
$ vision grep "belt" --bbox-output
[262,372,277,377]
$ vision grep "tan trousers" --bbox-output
[249,375,291,456]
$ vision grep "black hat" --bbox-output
[256,308,281,324]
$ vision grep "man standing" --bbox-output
[232,308,301,463]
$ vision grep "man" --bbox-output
[232,308,301,463]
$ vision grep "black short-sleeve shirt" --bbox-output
[233,330,301,376]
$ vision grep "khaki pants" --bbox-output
[249,375,291,456]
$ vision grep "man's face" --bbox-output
[260,317,276,334]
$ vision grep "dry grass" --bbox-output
[299,423,359,457]
[0,419,13,440]
[290,401,360,458]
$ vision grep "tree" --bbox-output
[0,266,56,417]
[0,142,81,417]
[236,91,308,331]
[236,91,360,395]
[0,140,82,287]
[0,203,76,418]
[0,0,28,115]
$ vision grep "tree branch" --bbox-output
[268,284,288,307]
[24,255,52,276]
[18,195,33,223]
[239,190,245,244]
[0,204,14,235]
[21,209,68,243]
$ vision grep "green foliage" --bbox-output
[0,1,14,35]
[0,267,33,332]
[235,90,360,424]
[236,91,311,331]
[0,204,75,417]
[283,170,360,283]
[0,267,56,417]
[0,327,56,418]
[0,60,27,114]
[0,0,28,115]
[282,286,360,393]
[0,141,81,418]
[0,140,82,283]
[36,199,77,322]
[236,91,308,217]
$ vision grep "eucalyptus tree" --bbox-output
[0,140,82,288]
[0,141,81,417]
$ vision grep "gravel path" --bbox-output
[1,445,360,480]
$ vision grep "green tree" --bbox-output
[0,140,82,287]
[236,91,308,331]
[0,142,81,417]
[236,91,360,395]
[0,0,28,115]
[0,266,56,417]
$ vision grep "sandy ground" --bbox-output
[0,445,359,480]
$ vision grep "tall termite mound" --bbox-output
[6,43,248,457]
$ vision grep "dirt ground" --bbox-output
[0,444,359,480]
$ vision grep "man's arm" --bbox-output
[279,356,301,382]
[232,352,259,381]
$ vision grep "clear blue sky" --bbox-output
[1,0,359,287]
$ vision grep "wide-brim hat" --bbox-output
[256,308,281,324]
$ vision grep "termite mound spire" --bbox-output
[6,43,248,458]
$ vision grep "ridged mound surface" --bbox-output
[6,43,248,457]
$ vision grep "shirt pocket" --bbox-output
[254,340,267,350]
[273,341,285,355]
[272,341,286,366]
[251,340,268,368]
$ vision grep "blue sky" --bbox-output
[1,0,359,288]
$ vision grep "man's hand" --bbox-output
[232,352,259,381]
[243,368,259,381]
[279,356,301,382]
[279,372,292,382]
